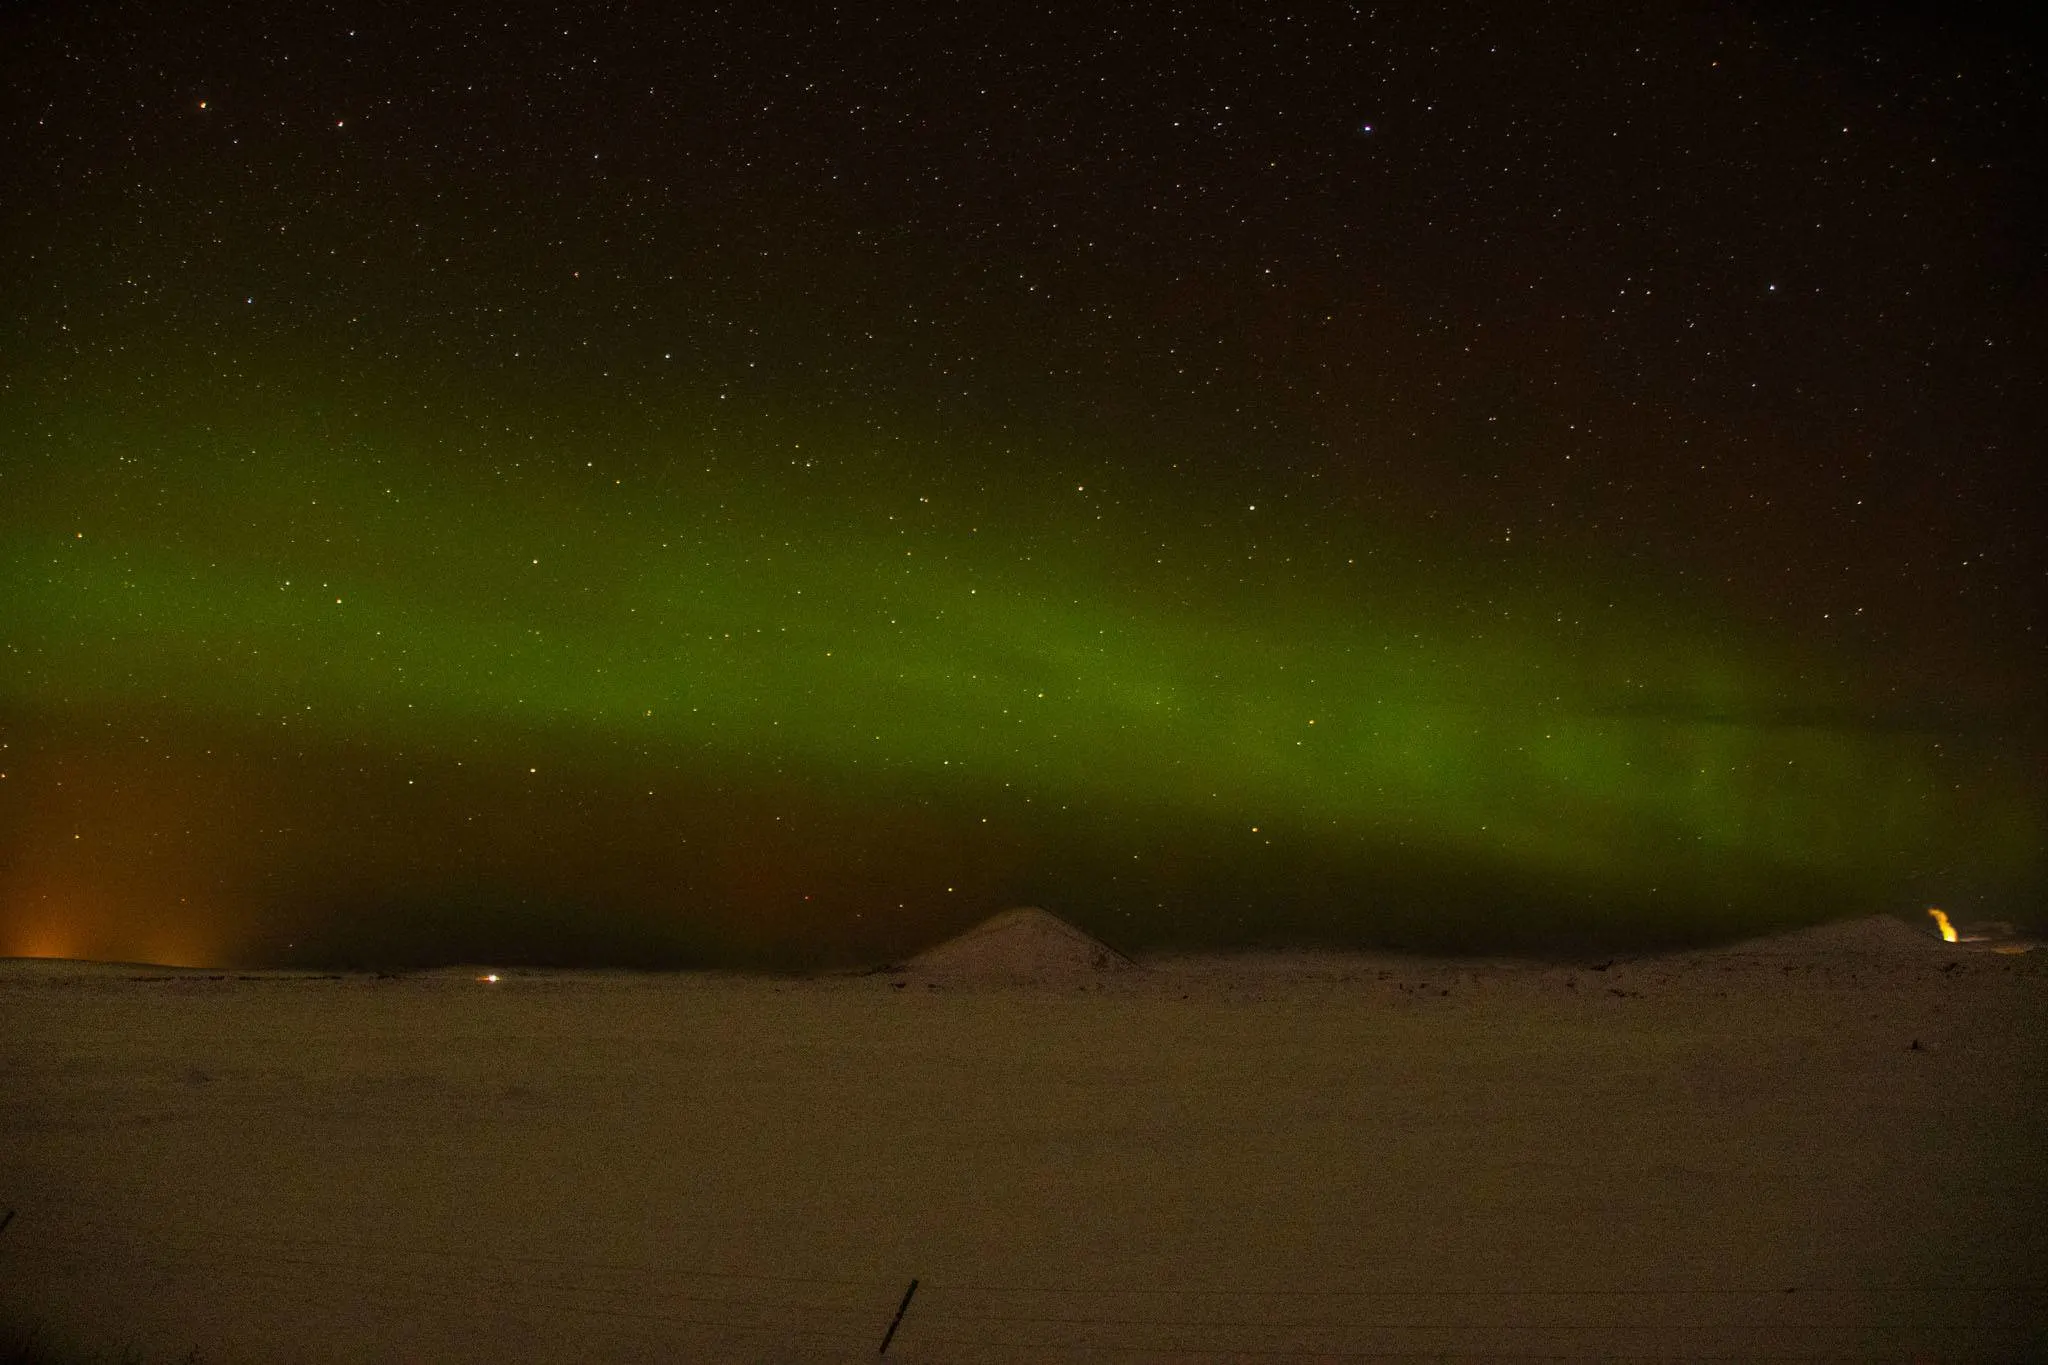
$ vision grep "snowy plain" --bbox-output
[1,915,2042,1362]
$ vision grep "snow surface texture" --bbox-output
[1,915,2042,1362]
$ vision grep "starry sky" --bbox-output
[2,2,2041,968]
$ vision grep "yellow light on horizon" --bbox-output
[477,973,500,983]
[1928,908,1958,943]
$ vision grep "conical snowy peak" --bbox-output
[906,907,1134,979]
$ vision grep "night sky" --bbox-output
[3,2,2041,968]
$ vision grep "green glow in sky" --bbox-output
[2,392,2039,965]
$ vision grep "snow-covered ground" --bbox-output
[2,917,2042,1361]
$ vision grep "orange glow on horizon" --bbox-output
[5,906,218,968]
[1928,908,1958,943]
[7,924,84,961]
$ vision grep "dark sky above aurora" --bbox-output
[1,3,2041,968]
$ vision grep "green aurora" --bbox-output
[2,379,2038,967]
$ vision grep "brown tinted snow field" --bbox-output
[2,914,2043,1362]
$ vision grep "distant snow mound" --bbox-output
[906,907,1134,980]
[1716,914,1947,956]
